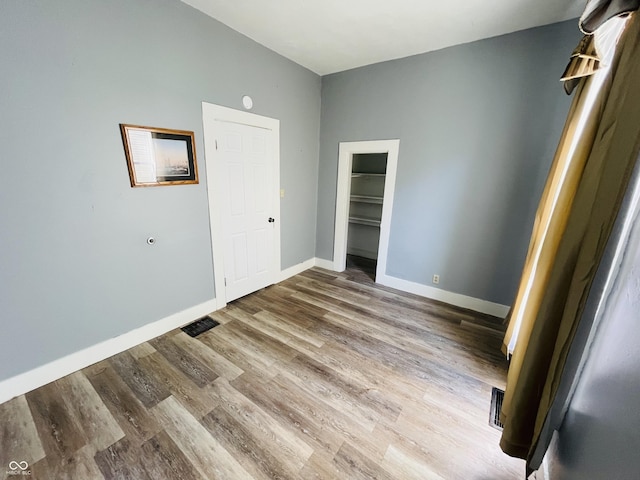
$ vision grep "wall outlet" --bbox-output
[432,274,440,285]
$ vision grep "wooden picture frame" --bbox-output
[120,124,198,187]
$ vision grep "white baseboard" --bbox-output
[532,430,558,480]
[0,298,218,404]
[250,254,508,305]
[376,273,510,318]
[541,457,550,480]
[530,456,550,480]
[277,258,317,283]
[314,257,336,270]
[306,259,508,317]
[277,257,338,280]
[0,265,508,404]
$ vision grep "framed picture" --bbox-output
[120,124,198,187]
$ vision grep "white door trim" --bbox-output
[202,102,281,309]
[333,139,400,280]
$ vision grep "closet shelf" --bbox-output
[350,194,383,204]
[351,173,386,178]
[349,216,381,227]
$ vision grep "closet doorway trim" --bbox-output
[333,139,400,280]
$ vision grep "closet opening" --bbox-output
[347,153,388,279]
[333,139,400,283]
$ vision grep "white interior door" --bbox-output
[215,120,276,302]
[203,102,280,308]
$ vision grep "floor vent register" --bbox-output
[181,316,220,337]
[490,387,505,430]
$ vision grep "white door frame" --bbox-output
[202,102,281,309]
[333,139,400,280]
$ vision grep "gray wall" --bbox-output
[317,20,579,305]
[0,0,320,381]
[543,174,640,479]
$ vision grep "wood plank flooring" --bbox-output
[0,259,524,479]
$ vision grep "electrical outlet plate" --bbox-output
[432,274,440,285]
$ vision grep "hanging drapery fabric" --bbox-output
[581,0,640,32]
[561,35,601,95]
[500,9,640,469]
[500,76,604,361]
[500,20,626,455]
[560,0,640,95]
[501,15,627,360]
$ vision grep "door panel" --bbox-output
[255,228,268,273]
[217,120,275,301]
[227,164,245,215]
[231,233,249,282]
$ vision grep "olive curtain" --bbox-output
[500,12,640,465]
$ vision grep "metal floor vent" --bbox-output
[490,387,505,430]
[181,316,220,337]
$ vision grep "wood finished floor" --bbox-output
[0,259,523,479]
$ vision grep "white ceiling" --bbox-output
[181,0,585,75]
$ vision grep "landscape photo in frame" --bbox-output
[120,124,198,187]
